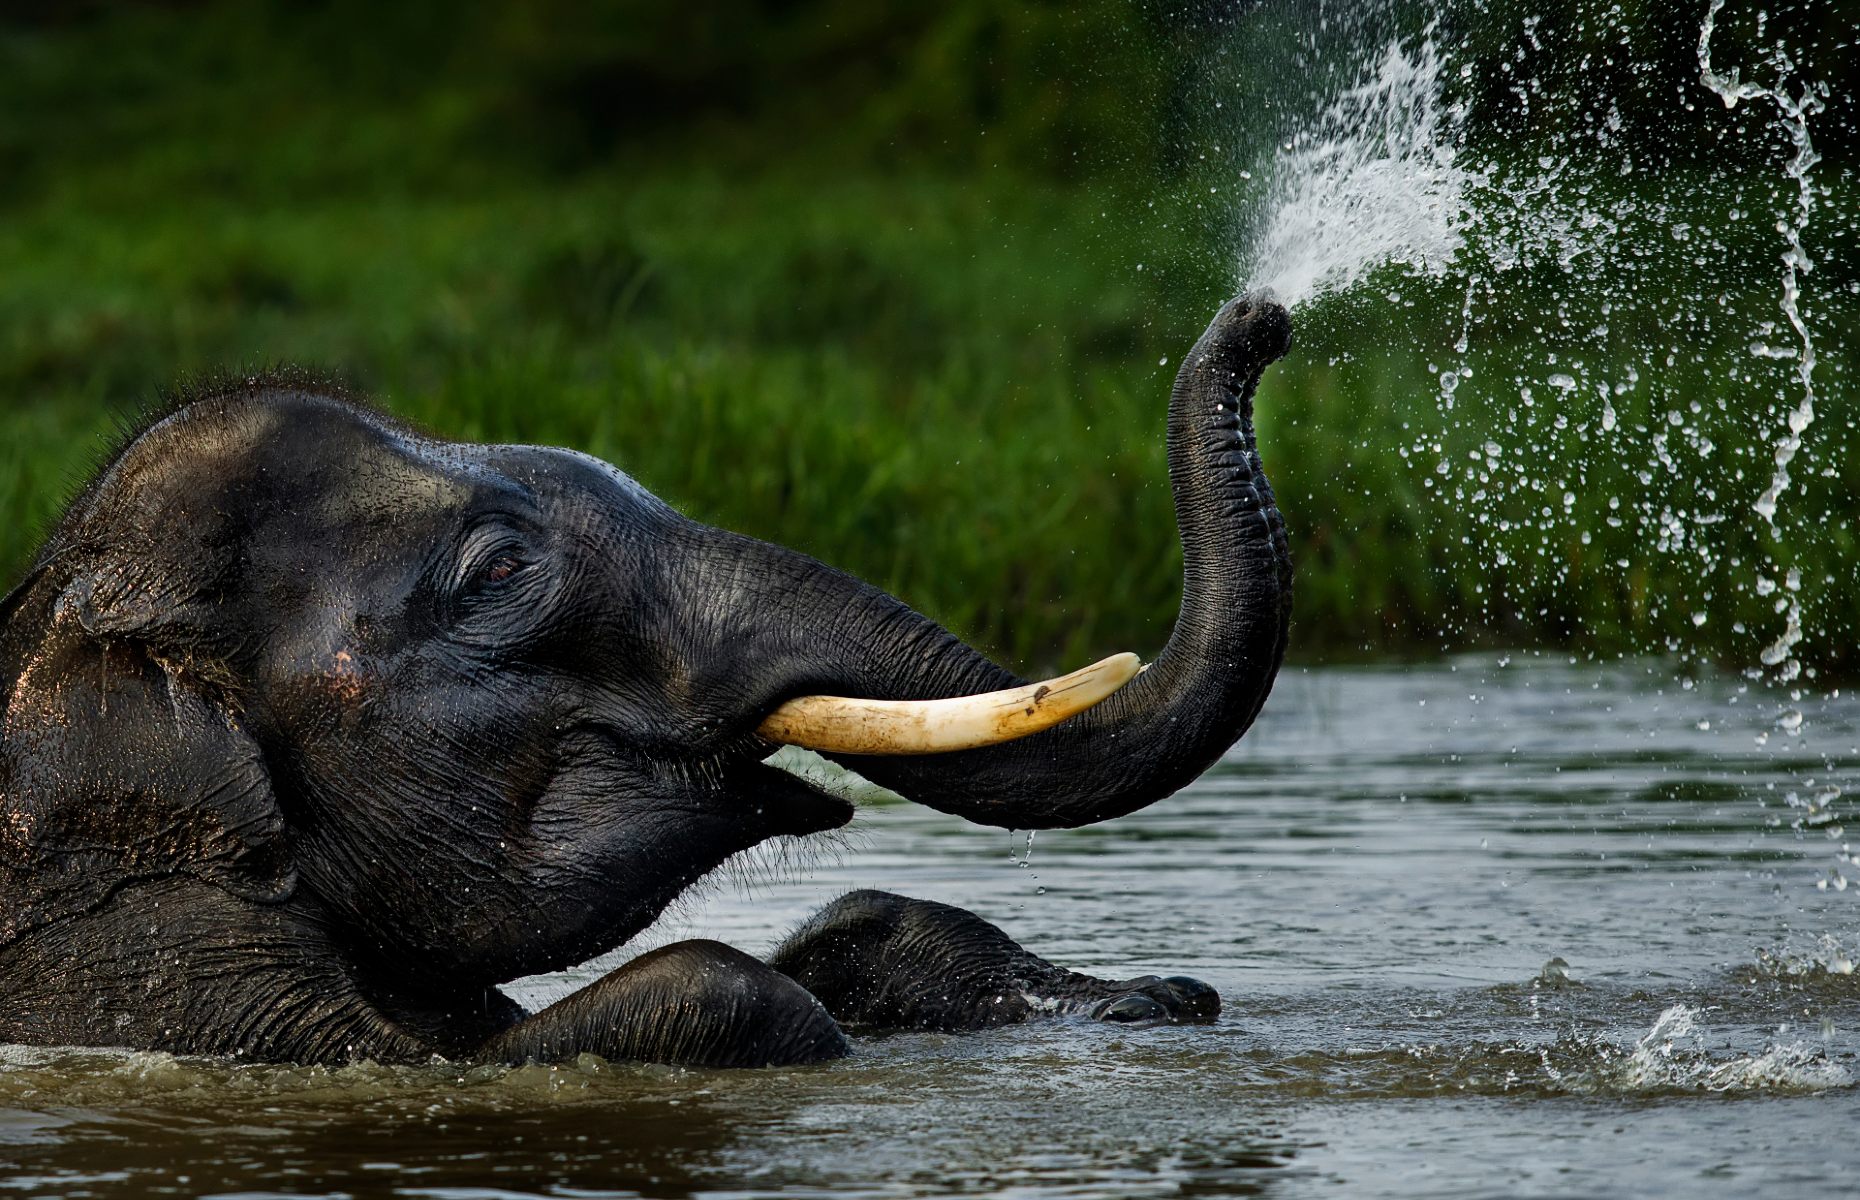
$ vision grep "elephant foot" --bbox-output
[769,890,1221,1032]
[482,939,850,1068]
[1088,975,1222,1025]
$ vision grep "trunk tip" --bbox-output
[1212,294,1294,367]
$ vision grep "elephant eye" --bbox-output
[478,552,526,586]
[450,522,541,613]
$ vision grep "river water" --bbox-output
[2,661,1856,1197]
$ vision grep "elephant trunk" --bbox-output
[680,294,1293,830]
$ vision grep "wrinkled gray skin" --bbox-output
[0,296,1291,1067]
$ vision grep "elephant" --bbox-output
[0,294,1292,1068]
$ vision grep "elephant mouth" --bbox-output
[737,759,857,838]
[565,724,855,840]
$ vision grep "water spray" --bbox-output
[1231,0,1851,888]
[1698,0,1829,687]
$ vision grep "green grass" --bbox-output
[0,169,1210,665]
[1,3,1854,677]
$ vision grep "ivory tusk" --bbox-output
[756,652,1142,756]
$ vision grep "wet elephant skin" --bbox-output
[0,297,1291,1066]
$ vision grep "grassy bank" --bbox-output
[1,4,1854,676]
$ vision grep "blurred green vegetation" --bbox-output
[0,0,1854,675]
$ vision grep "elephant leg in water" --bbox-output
[771,891,1221,1029]
[476,892,1217,1068]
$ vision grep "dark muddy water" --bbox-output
[3,661,1857,1197]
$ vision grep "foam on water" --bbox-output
[1243,32,1472,308]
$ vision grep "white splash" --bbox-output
[1607,1004,1851,1095]
[1754,934,1858,979]
[1242,33,1473,308]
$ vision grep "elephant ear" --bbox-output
[0,565,294,950]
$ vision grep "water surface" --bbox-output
[3,661,1857,1197]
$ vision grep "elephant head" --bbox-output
[0,295,1292,1011]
